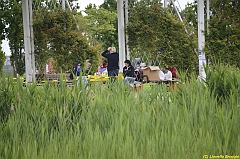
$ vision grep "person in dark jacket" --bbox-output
[69,62,82,80]
[101,47,119,77]
[75,62,82,76]
[69,62,88,88]
[123,60,136,84]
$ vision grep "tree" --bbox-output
[0,45,6,74]
[0,2,5,40]
[33,6,99,74]
[182,0,240,67]
[82,4,117,50]
[1,0,25,77]
[127,2,198,73]
[99,0,118,50]
[205,0,240,67]
[182,1,198,30]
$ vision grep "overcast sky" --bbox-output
[79,0,193,10]
[1,0,194,56]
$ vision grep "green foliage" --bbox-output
[205,0,240,67]
[1,0,25,77]
[82,4,118,51]
[0,78,13,124]
[33,7,99,74]
[99,0,117,12]
[182,1,198,30]
[0,45,5,73]
[13,55,25,76]
[0,2,5,40]
[99,0,119,49]
[205,63,240,104]
[127,2,197,73]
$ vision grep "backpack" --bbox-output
[69,72,74,80]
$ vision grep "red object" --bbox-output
[167,67,178,79]
[96,65,107,72]
[99,65,107,69]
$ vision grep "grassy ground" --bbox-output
[0,64,239,159]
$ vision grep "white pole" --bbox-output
[170,0,183,22]
[125,0,130,60]
[206,0,210,34]
[29,0,35,81]
[62,0,65,10]
[22,0,33,82]
[117,0,125,72]
[197,0,206,79]
[164,0,168,8]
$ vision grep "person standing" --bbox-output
[101,47,119,77]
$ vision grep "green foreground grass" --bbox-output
[0,65,240,159]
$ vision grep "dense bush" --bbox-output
[0,78,13,123]
[205,63,240,104]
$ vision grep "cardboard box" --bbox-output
[142,66,160,81]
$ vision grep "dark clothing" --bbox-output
[70,62,81,80]
[123,65,135,78]
[102,50,119,71]
[108,69,119,77]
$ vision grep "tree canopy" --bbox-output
[1,0,25,76]
[1,0,239,77]
[127,1,198,72]
[82,4,117,50]
[33,6,98,74]
[183,0,240,67]
[0,44,6,74]
[205,0,240,67]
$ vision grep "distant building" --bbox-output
[4,56,11,66]
[2,56,14,76]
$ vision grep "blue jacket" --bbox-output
[74,62,81,76]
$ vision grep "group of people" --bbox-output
[70,46,177,85]
[101,47,136,84]
[70,46,134,84]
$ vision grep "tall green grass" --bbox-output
[0,65,239,159]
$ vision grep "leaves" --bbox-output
[0,45,6,74]
[205,0,240,67]
[33,6,99,74]
[127,2,197,73]
[81,3,118,51]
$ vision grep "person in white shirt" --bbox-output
[159,69,172,81]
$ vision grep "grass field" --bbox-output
[0,64,239,159]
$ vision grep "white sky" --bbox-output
[79,0,194,10]
[1,0,194,56]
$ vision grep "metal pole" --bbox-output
[117,0,125,72]
[62,0,65,10]
[170,0,183,22]
[164,0,168,8]
[29,0,35,81]
[197,0,206,79]
[170,0,188,35]
[22,0,33,83]
[206,0,210,34]
[125,0,130,60]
